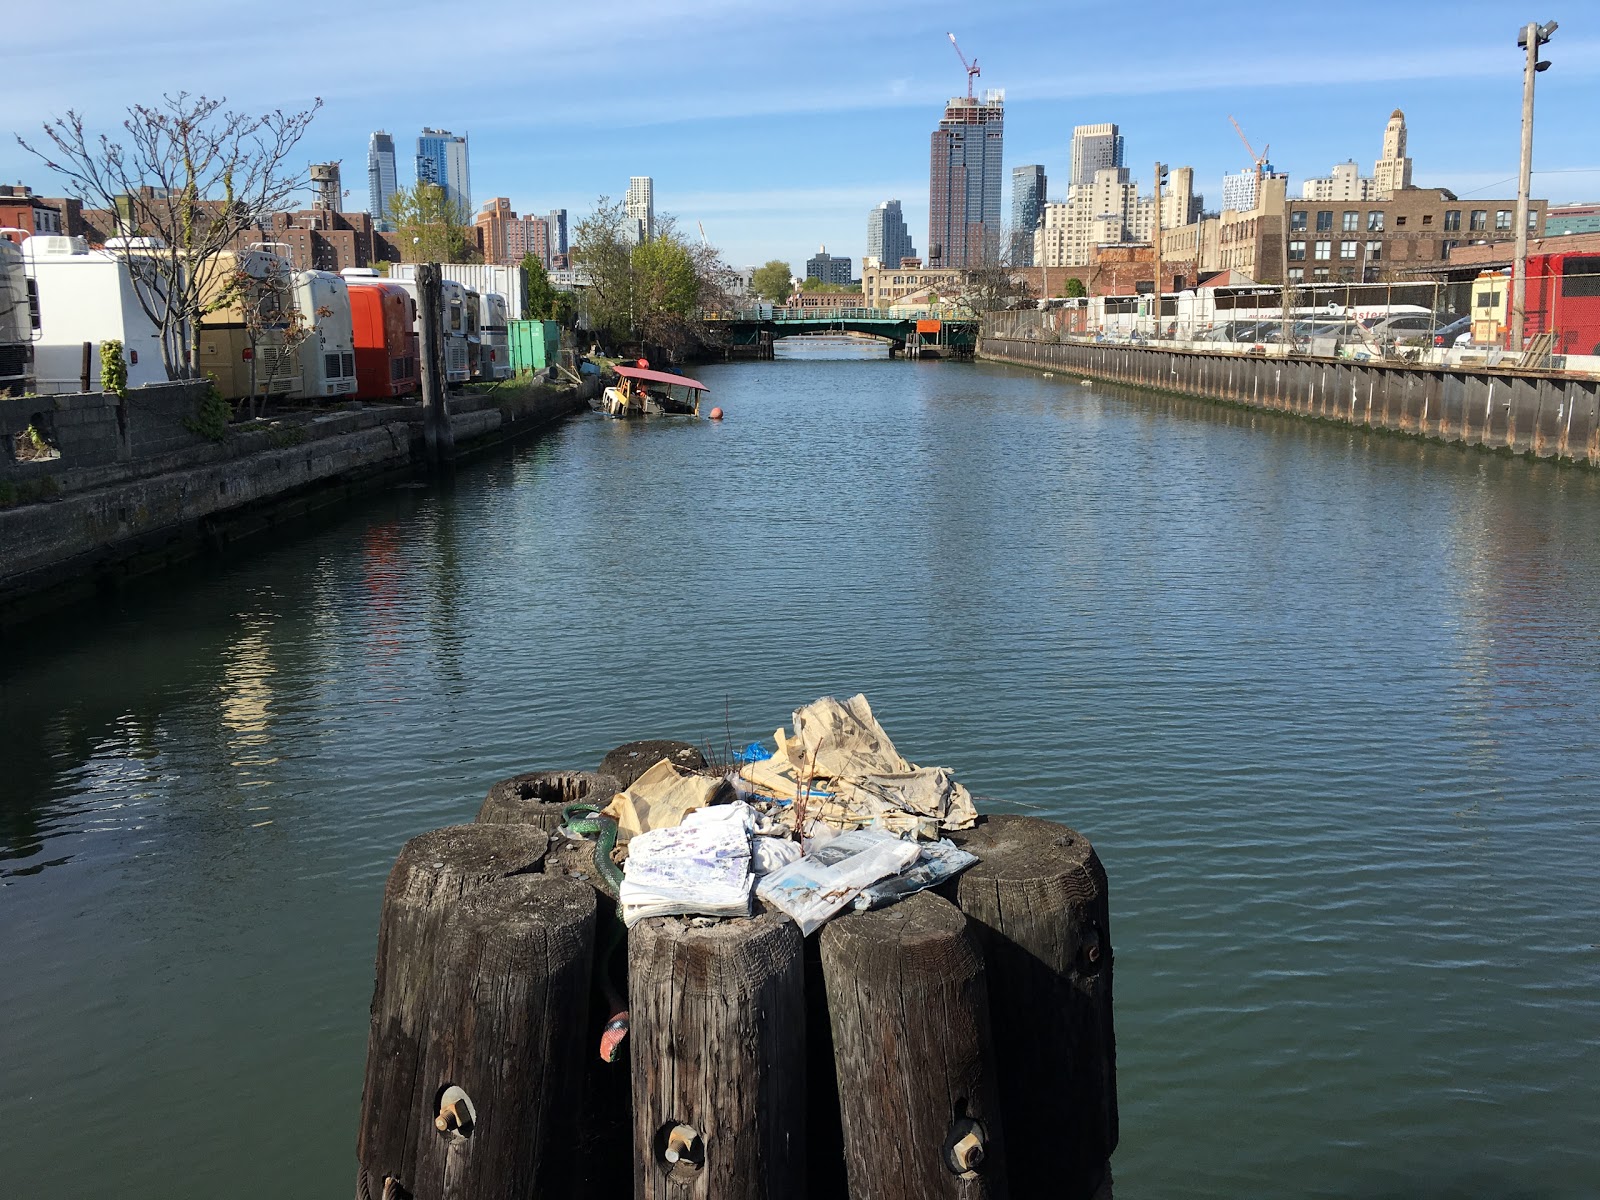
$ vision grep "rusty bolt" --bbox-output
[664,1123,702,1166]
[951,1130,985,1171]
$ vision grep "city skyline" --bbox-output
[3,0,1597,271]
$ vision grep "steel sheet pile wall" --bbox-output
[980,318,1600,465]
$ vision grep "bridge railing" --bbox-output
[701,307,972,323]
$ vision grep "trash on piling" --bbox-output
[736,694,979,834]
[618,811,754,926]
[603,757,727,839]
[575,695,984,934]
[756,828,921,935]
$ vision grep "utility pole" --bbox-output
[1152,162,1164,339]
[1511,19,1556,350]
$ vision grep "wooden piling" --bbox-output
[628,911,806,1200]
[356,824,595,1200]
[598,739,706,789]
[477,769,622,832]
[949,815,1117,1200]
[415,264,453,466]
[819,891,1009,1200]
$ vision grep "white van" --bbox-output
[479,292,512,380]
[22,235,171,394]
[291,270,357,399]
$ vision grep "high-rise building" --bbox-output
[546,209,568,258]
[1069,124,1124,188]
[928,90,1005,268]
[1372,109,1414,198]
[1301,161,1373,202]
[626,177,654,243]
[1033,166,1155,268]
[367,132,397,224]
[475,197,516,264]
[415,129,471,221]
[1221,164,1286,212]
[1010,165,1046,265]
[805,245,853,286]
[865,200,916,268]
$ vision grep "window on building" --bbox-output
[1314,240,1332,260]
[1367,211,1385,232]
[1422,214,1434,226]
[1316,210,1333,232]
[1341,241,1358,259]
[1529,211,1540,230]
[1290,211,1308,232]
[1288,268,1305,282]
[1396,216,1407,227]
[1288,240,1306,261]
[1470,210,1487,231]
[1495,210,1513,231]
[1313,268,1330,279]
[1366,241,1382,260]
[1444,210,1461,231]
[1440,240,1459,258]
[1342,211,1359,232]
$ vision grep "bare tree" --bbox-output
[959,221,1036,315]
[18,92,322,380]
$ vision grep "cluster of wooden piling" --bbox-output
[355,742,1117,1199]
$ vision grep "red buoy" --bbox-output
[709,407,724,421]
[636,357,649,368]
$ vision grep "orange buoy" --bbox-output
[709,407,724,421]
[636,357,649,368]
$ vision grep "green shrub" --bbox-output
[100,340,128,398]
[183,380,233,442]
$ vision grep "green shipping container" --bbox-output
[509,319,562,373]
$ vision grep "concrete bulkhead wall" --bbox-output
[0,377,595,623]
[979,334,1600,465]
[0,380,217,482]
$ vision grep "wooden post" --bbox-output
[415,264,454,466]
[356,824,596,1200]
[597,739,707,790]
[628,911,806,1200]
[80,341,93,393]
[948,815,1117,1200]
[477,769,622,832]
[819,891,1009,1200]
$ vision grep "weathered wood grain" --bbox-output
[355,824,596,1200]
[949,815,1117,1199]
[819,891,1010,1200]
[628,911,806,1200]
[597,740,707,790]
[477,768,623,831]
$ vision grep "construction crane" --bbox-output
[697,220,710,248]
[1228,115,1270,194]
[948,33,980,99]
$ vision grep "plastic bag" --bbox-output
[852,838,978,911]
[755,829,920,936]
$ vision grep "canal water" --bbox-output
[3,342,1598,1197]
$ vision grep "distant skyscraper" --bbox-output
[1069,123,1124,188]
[928,90,1005,268]
[1221,164,1284,212]
[866,200,916,268]
[1372,109,1414,198]
[626,177,654,243]
[1010,165,1046,265]
[367,132,397,222]
[415,128,471,221]
[546,209,568,257]
[805,245,853,286]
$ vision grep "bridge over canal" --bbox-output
[703,307,979,358]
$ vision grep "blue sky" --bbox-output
[6,0,1597,272]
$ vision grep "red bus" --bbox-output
[1522,252,1600,356]
[344,275,419,400]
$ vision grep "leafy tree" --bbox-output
[750,260,794,303]
[570,196,733,354]
[19,91,322,379]
[523,253,558,319]
[389,182,479,264]
[1064,276,1087,299]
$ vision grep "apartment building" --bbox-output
[861,258,968,309]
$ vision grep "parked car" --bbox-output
[1431,316,1472,347]
[1368,313,1439,346]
